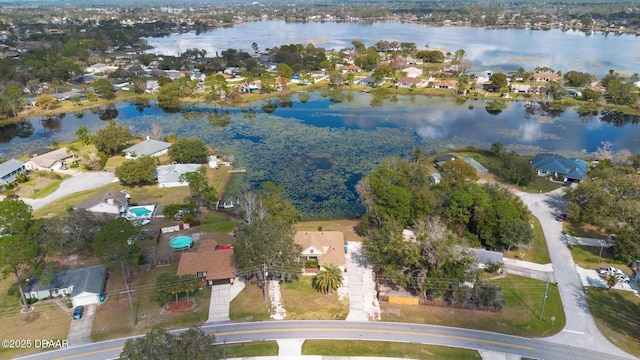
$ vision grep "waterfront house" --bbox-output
[156,163,202,187]
[294,231,346,271]
[122,137,171,159]
[0,159,26,185]
[25,147,75,171]
[531,154,588,182]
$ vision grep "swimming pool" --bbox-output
[169,236,193,250]
[130,208,151,216]
[126,204,157,220]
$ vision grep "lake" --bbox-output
[3,93,639,218]
[144,20,640,77]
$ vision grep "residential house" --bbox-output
[468,248,504,272]
[122,137,172,159]
[531,154,588,183]
[145,80,160,94]
[156,163,202,188]
[464,158,489,174]
[340,64,361,73]
[176,239,236,286]
[511,84,540,94]
[533,72,562,82]
[24,265,107,307]
[25,147,75,171]
[189,71,206,82]
[294,231,346,271]
[0,159,26,185]
[397,77,424,88]
[75,190,130,218]
[432,80,457,89]
[402,66,423,78]
[85,63,118,75]
[434,154,458,168]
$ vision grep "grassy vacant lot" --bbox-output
[302,340,481,359]
[382,275,565,338]
[503,215,550,264]
[294,219,363,242]
[92,263,210,341]
[0,277,71,359]
[280,277,349,320]
[570,245,628,270]
[7,170,70,199]
[586,288,640,357]
[229,282,271,322]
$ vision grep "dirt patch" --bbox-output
[23,312,41,323]
[163,300,195,312]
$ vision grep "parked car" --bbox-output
[7,194,19,199]
[617,274,630,283]
[73,306,84,320]
[555,213,567,222]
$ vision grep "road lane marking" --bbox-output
[563,329,585,335]
[54,326,534,359]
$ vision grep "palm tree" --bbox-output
[312,264,343,294]
[605,273,618,291]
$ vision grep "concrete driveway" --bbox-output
[67,304,96,345]
[22,171,116,211]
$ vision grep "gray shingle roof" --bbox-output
[123,138,171,157]
[531,154,588,181]
[25,265,107,297]
[156,164,201,184]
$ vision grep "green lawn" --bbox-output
[586,288,640,356]
[280,277,349,320]
[381,275,565,338]
[229,282,271,322]
[570,245,627,269]
[223,341,279,357]
[302,340,481,359]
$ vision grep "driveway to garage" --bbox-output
[22,171,116,211]
[67,304,96,345]
[515,188,634,358]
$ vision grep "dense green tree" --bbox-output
[440,159,479,183]
[116,156,158,186]
[179,167,217,209]
[169,137,209,164]
[157,81,182,112]
[121,326,218,360]
[93,218,144,282]
[93,121,133,156]
[93,78,115,99]
[312,264,344,294]
[490,72,508,91]
[44,209,105,253]
[75,125,92,145]
[0,199,41,310]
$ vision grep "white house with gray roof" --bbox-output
[123,137,171,159]
[24,265,107,307]
[156,163,202,187]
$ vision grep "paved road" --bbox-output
[22,171,115,211]
[16,320,635,360]
[514,188,634,358]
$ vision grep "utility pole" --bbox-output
[262,263,268,302]
[540,278,550,320]
[120,261,136,325]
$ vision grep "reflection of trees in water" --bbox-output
[208,108,232,127]
[297,92,311,103]
[0,121,34,143]
[485,100,507,115]
[97,104,119,121]
[600,110,640,127]
[523,101,564,118]
[128,97,151,113]
[261,100,278,114]
[40,113,65,132]
[242,106,257,120]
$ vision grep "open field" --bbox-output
[92,263,211,341]
[381,275,565,338]
[0,277,71,359]
[586,288,640,356]
[302,340,481,359]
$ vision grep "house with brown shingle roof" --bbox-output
[25,147,76,171]
[533,72,562,82]
[294,231,346,271]
[176,239,236,286]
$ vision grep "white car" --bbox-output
[617,274,630,283]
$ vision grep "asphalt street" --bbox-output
[21,171,115,211]
[16,320,636,360]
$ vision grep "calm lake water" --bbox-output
[145,20,640,77]
[3,93,640,218]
